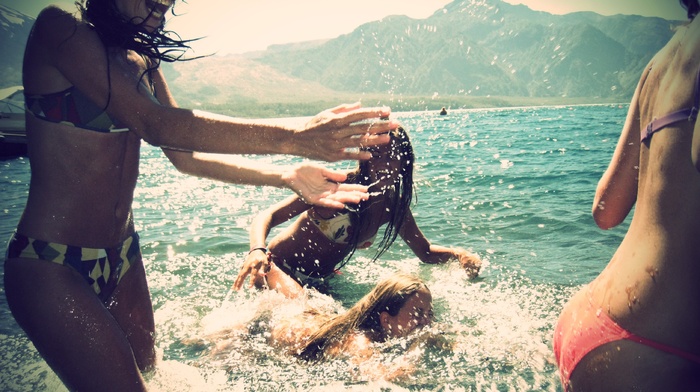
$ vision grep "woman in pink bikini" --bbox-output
[553,1,700,390]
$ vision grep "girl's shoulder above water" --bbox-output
[34,5,81,30]
[30,5,100,49]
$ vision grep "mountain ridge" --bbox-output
[253,0,678,99]
[0,1,681,117]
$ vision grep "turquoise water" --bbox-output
[0,105,630,391]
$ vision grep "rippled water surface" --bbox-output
[0,105,630,391]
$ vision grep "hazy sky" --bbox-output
[0,0,687,54]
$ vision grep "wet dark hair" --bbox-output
[337,126,414,270]
[77,0,196,64]
[75,0,200,100]
[681,0,700,19]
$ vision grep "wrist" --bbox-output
[280,168,303,194]
[276,127,298,155]
[248,247,268,255]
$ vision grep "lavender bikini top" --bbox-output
[641,68,700,143]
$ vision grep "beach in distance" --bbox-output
[0,104,629,391]
[168,87,627,119]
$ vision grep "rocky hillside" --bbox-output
[253,0,678,99]
[0,1,681,115]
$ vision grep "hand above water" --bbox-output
[293,102,397,162]
[454,248,481,279]
[282,163,369,209]
[233,249,271,291]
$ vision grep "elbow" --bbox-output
[417,249,440,264]
[592,195,614,230]
[592,194,632,230]
[142,134,164,148]
[133,106,189,148]
[594,217,616,231]
[164,149,200,177]
[172,161,197,177]
[592,207,621,230]
[137,123,167,147]
[596,219,623,231]
[129,118,164,147]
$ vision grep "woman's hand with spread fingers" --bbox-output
[282,164,369,209]
[233,248,271,290]
[293,103,397,162]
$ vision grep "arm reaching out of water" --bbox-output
[399,210,482,278]
[233,195,313,291]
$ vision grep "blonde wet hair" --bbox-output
[296,273,428,361]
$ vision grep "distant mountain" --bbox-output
[0,0,682,113]
[253,0,679,99]
[161,55,345,108]
[0,4,33,87]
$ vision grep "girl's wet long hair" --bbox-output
[75,0,198,102]
[77,0,195,64]
[296,273,427,361]
[76,0,199,100]
[337,126,414,271]
[681,0,700,19]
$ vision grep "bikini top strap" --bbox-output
[641,67,700,142]
[692,65,700,115]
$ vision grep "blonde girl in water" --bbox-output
[208,273,447,381]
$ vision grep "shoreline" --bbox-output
[231,101,629,126]
[177,95,628,119]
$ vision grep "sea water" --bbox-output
[0,104,630,391]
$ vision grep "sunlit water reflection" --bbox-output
[0,105,629,391]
